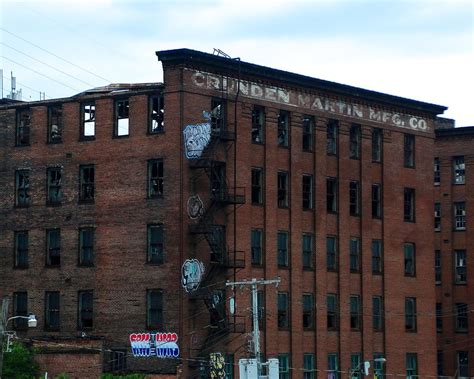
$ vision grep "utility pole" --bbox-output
[0,297,10,379]
[226,277,280,377]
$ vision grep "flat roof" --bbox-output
[436,126,474,138]
[157,48,447,115]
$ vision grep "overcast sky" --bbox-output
[1,0,473,126]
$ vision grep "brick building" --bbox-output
[434,125,474,378]
[0,49,449,378]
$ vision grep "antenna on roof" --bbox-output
[213,48,231,59]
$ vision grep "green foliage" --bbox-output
[100,375,145,379]
[54,374,70,379]
[2,341,39,379]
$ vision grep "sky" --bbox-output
[1,0,473,126]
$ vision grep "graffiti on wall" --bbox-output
[129,332,179,358]
[181,259,205,293]
[183,112,212,159]
[187,195,204,219]
[209,352,226,378]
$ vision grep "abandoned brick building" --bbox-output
[0,48,468,378]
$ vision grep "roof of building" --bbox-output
[436,126,474,138]
[156,48,447,115]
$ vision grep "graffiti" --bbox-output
[181,259,205,293]
[209,352,226,378]
[187,195,204,219]
[183,112,212,159]
[129,332,179,358]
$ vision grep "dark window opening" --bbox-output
[372,184,382,218]
[349,181,360,216]
[349,124,361,159]
[302,174,313,210]
[14,231,28,268]
[79,228,94,266]
[453,156,465,184]
[48,105,63,143]
[404,242,416,277]
[434,202,441,231]
[373,296,383,331]
[436,303,442,332]
[455,303,469,332]
[252,106,264,143]
[78,290,93,329]
[350,295,361,330]
[277,110,289,147]
[404,134,415,168]
[455,250,467,284]
[47,167,62,205]
[115,99,129,136]
[13,292,28,330]
[327,177,337,213]
[147,289,163,329]
[457,351,469,377]
[251,168,263,204]
[350,237,360,272]
[45,291,60,330]
[405,297,417,331]
[209,289,225,328]
[79,165,95,202]
[403,188,415,222]
[303,293,314,329]
[15,170,31,207]
[147,225,164,264]
[372,240,382,274]
[302,115,314,151]
[302,234,313,269]
[372,128,382,162]
[435,250,441,284]
[149,95,164,133]
[81,103,96,139]
[327,120,338,155]
[277,231,288,267]
[327,294,338,330]
[16,109,31,146]
[251,229,263,265]
[277,171,289,208]
[434,157,440,185]
[277,292,289,329]
[46,229,61,267]
[211,99,225,133]
[148,159,164,198]
[327,236,337,271]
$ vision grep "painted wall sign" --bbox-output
[209,352,226,378]
[189,69,430,132]
[129,332,179,358]
[181,259,205,293]
[187,195,204,220]
[183,111,212,159]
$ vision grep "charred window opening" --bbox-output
[46,229,61,267]
[48,105,63,143]
[79,165,95,202]
[115,99,129,137]
[79,228,95,266]
[47,167,62,205]
[211,98,225,133]
[148,159,164,198]
[16,109,31,146]
[147,224,164,264]
[78,290,93,329]
[350,124,361,159]
[252,106,264,143]
[15,169,31,207]
[277,110,289,147]
[82,103,96,139]
[149,95,164,133]
[277,171,289,208]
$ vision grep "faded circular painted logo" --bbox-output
[187,195,204,220]
[181,259,205,293]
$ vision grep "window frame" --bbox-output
[114,98,130,137]
[251,106,265,144]
[78,290,93,329]
[327,294,338,330]
[328,353,339,379]
[251,167,263,205]
[372,128,382,162]
[372,183,382,218]
[406,353,417,379]
[147,159,164,198]
[277,292,289,329]
[14,230,28,269]
[16,108,31,146]
[302,293,314,330]
[403,188,415,222]
[349,124,361,159]
[349,181,360,216]
[435,250,441,284]
[454,249,467,284]
[372,240,383,274]
[303,353,315,379]
[373,296,383,331]
[147,224,164,265]
[278,354,290,379]
[434,157,441,185]
[211,98,226,134]
[404,242,416,277]
[327,236,337,271]
[454,201,466,231]
[326,120,338,155]
[453,156,465,185]
[457,351,469,377]
[455,303,468,332]
[404,134,415,168]
[277,110,289,147]
[350,237,360,272]
[45,291,60,331]
[79,165,95,203]
[327,177,337,213]
[277,171,289,208]
[251,228,263,266]
[15,169,31,207]
[302,174,313,210]
[80,102,96,140]
[47,166,63,205]
[277,231,289,267]
[302,115,314,152]
[47,104,63,144]
[434,202,441,231]
[405,297,417,332]
[350,353,362,379]
[79,227,95,266]
[148,94,164,134]
[302,234,314,270]
[46,228,61,267]
[13,292,28,330]
[146,289,163,330]
[436,303,442,333]
[350,295,361,330]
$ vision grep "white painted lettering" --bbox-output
[250,84,263,98]
[265,87,277,101]
[192,72,205,87]
[207,75,220,90]
[298,94,311,108]
[353,105,363,118]
[277,89,290,103]
[311,97,324,110]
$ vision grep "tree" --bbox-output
[2,341,39,379]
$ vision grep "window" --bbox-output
[14,231,28,268]
[405,297,417,332]
[47,167,62,205]
[45,291,60,330]
[350,124,361,159]
[149,95,164,133]
[434,203,441,231]
[211,163,225,200]
[453,156,465,184]
[434,158,441,185]
[148,159,164,198]
[372,240,383,274]
[328,353,339,379]
[455,303,468,332]
[211,98,225,133]
[278,354,290,379]
[303,353,315,379]
[13,292,28,330]
[46,229,61,267]
[435,250,441,284]
[115,99,129,136]
[457,351,469,377]
[251,168,263,204]
[350,237,360,272]
[16,108,31,146]
[147,289,163,329]
[454,202,466,230]
[403,188,415,222]
[404,134,415,168]
[455,250,467,284]
[373,296,383,331]
[48,105,63,143]
[406,353,417,379]
[79,228,94,266]
[327,294,338,330]
[277,110,289,147]
[81,103,95,139]
[224,354,234,379]
[277,292,289,329]
[374,353,385,379]
[404,243,415,277]
[277,231,288,267]
[257,290,265,329]
[277,171,289,208]
[327,177,337,213]
[303,293,314,329]
[252,106,264,143]
[372,184,382,218]
[349,181,360,216]
[78,290,93,329]
[372,128,382,162]
[110,350,127,372]
[79,165,95,202]
[302,115,314,151]
[15,169,31,207]
[302,174,313,210]
[437,351,444,377]
[209,289,225,327]
[350,353,361,379]
[302,234,313,269]
[327,236,337,271]
[251,229,263,265]
[147,225,164,264]
[436,303,442,332]
[350,296,361,330]
[327,120,337,155]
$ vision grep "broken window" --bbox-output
[405,297,417,331]
[349,181,360,216]
[45,291,60,330]
[79,165,95,202]
[149,95,164,133]
[79,228,94,266]
[148,159,164,198]
[251,167,263,204]
[209,289,226,328]
[14,231,28,268]
[211,163,226,200]
[147,289,163,329]
[211,98,225,133]
[454,202,466,230]
[78,290,93,329]
[277,171,289,208]
[455,250,467,283]
[48,105,63,143]
[16,108,31,146]
[453,156,465,184]
[350,295,361,330]
[372,128,382,162]
[252,106,264,143]
[147,224,164,264]
[15,169,31,207]
[434,157,441,185]
[115,99,129,137]
[46,229,61,267]
[81,103,96,139]
[327,294,338,329]
[277,292,289,329]
[302,115,314,151]
[434,203,441,231]
[47,167,62,205]
[327,177,337,213]
[277,110,289,147]
[327,120,338,155]
[302,174,313,210]
[349,124,361,159]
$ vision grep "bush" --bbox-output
[2,341,39,379]
[100,375,145,379]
